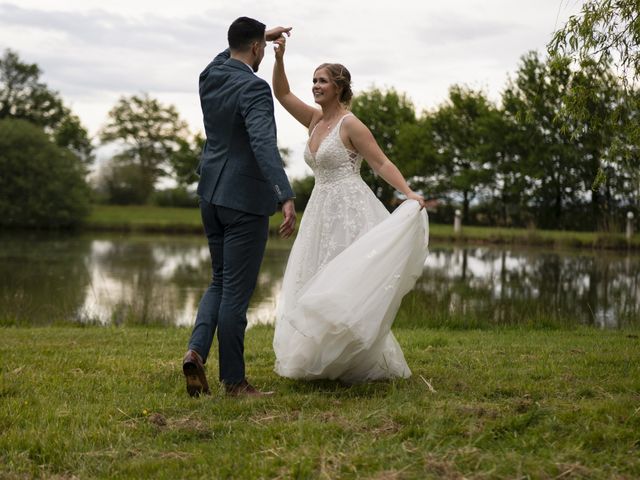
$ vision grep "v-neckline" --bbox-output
[308,114,348,157]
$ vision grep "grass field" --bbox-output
[86,205,640,249]
[1,325,639,479]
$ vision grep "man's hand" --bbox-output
[265,26,292,42]
[279,199,296,238]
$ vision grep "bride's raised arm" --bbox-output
[343,115,428,208]
[272,36,319,129]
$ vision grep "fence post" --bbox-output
[626,211,635,240]
[454,209,462,235]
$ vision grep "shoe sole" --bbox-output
[183,362,210,397]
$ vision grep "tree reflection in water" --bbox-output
[0,234,638,328]
[410,246,640,328]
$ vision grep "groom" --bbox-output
[183,17,296,398]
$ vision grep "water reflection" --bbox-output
[417,246,640,328]
[80,235,290,326]
[0,233,638,328]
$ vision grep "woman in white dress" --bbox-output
[271,35,432,383]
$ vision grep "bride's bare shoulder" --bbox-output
[342,113,367,132]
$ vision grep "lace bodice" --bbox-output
[304,114,363,185]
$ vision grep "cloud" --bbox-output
[0,3,226,95]
[0,0,585,176]
[0,4,224,53]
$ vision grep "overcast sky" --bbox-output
[0,0,585,178]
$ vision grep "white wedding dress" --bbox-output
[273,114,429,383]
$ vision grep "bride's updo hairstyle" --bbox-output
[315,63,353,106]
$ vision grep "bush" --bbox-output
[0,118,90,228]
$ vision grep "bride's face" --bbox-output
[312,68,339,105]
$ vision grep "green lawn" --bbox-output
[86,205,640,249]
[1,325,639,478]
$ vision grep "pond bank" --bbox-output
[86,205,640,250]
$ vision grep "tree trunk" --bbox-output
[463,190,470,223]
[555,188,562,227]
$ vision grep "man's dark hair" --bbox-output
[228,17,265,52]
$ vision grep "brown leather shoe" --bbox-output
[182,350,210,397]
[224,379,274,398]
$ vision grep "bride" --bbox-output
[271,35,432,383]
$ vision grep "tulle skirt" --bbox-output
[273,178,429,383]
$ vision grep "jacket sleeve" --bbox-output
[240,80,295,203]
[197,49,230,176]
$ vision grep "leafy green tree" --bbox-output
[549,0,639,87]
[549,0,639,193]
[53,111,94,166]
[503,51,633,229]
[99,94,190,203]
[351,87,417,207]
[476,106,528,226]
[0,118,90,228]
[502,53,584,228]
[0,49,93,165]
[429,86,499,223]
[569,59,630,228]
[394,116,440,194]
[170,132,205,188]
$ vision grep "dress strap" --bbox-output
[309,113,352,136]
[308,122,320,138]
[335,113,354,139]
[337,113,354,126]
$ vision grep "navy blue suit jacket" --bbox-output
[197,49,294,216]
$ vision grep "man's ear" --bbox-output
[251,41,259,57]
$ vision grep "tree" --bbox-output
[548,0,639,193]
[502,52,583,229]
[549,0,639,88]
[394,116,441,194]
[502,51,635,230]
[350,87,417,207]
[429,86,499,223]
[169,132,205,188]
[97,156,150,205]
[54,111,94,166]
[0,118,90,228]
[0,49,93,165]
[99,94,190,203]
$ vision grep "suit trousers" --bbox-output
[188,200,269,384]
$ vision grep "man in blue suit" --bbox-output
[183,17,296,398]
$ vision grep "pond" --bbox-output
[1,232,638,328]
